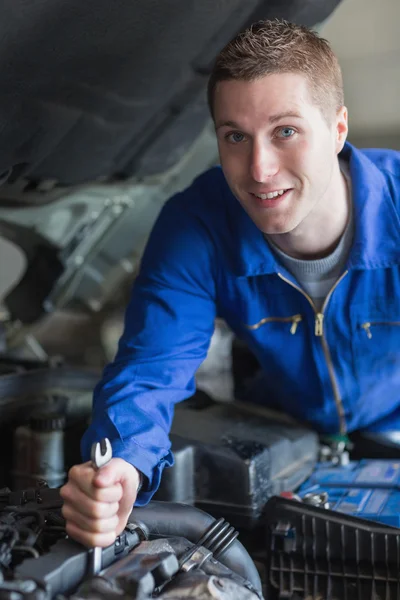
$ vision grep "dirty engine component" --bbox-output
[0,488,263,600]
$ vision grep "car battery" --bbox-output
[264,495,400,600]
[298,459,400,527]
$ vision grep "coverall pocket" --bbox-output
[352,310,400,404]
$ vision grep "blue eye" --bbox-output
[227,131,245,143]
[279,127,295,138]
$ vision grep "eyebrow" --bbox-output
[215,111,303,130]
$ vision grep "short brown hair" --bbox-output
[207,19,344,122]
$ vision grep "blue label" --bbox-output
[304,460,400,489]
[355,461,400,485]
[297,460,400,528]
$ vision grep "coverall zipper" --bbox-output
[277,270,349,434]
[245,314,302,334]
[361,321,400,339]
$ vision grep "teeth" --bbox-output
[256,189,286,200]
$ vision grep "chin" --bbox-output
[255,216,298,236]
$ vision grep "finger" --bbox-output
[67,461,94,483]
[92,458,137,489]
[65,522,117,548]
[62,505,119,534]
[65,463,96,497]
[61,480,123,505]
[62,490,119,520]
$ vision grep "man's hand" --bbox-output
[60,457,141,547]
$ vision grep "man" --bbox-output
[60,19,400,548]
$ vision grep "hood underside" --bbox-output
[0,0,341,324]
[0,0,341,189]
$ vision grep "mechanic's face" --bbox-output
[214,73,348,235]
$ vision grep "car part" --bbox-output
[0,487,263,600]
[0,363,97,422]
[0,362,98,489]
[264,494,400,600]
[155,399,319,528]
[298,458,400,527]
[12,411,67,489]
[129,502,261,592]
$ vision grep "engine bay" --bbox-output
[0,363,399,600]
[0,487,263,600]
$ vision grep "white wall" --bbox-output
[320,0,400,147]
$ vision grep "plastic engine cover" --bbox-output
[155,401,319,528]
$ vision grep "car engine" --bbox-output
[0,486,262,600]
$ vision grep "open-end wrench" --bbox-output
[90,437,113,576]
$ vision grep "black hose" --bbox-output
[128,501,262,593]
[177,518,237,567]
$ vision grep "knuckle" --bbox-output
[89,520,103,534]
[93,516,118,535]
[65,522,84,542]
[91,503,106,519]
[65,523,76,538]
[60,482,74,498]
[61,503,72,519]
[91,489,106,503]
[62,505,79,525]
[92,517,114,535]
[68,465,81,480]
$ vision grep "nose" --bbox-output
[250,140,279,183]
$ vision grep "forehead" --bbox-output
[213,72,317,124]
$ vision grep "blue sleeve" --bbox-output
[81,192,217,505]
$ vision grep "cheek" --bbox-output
[219,147,247,181]
[286,139,322,181]
[290,138,310,165]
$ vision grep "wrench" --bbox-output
[90,437,112,576]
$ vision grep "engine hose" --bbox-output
[128,501,262,593]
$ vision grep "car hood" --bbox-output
[0,0,341,324]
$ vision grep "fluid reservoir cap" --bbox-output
[29,412,66,432]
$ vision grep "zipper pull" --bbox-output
[290,315,302,335]
[315,313,324,336]
[361,322,372,339]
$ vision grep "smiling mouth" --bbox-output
[250,188,292,205]
[252,189,289,200]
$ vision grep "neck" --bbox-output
[268,161,350,260]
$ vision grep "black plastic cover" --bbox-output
[155,402,318,528]
[264,495,400,600]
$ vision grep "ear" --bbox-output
[335,105,348,153]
